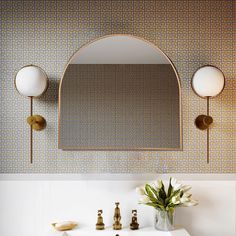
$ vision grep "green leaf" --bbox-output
[160,180,165,192]
[148,184,158,196]
[145,184,164,206]
[152,187,165,204]
[165,189,181,205]
[147,185,159,198]
[159,188,167,201]
[145,202,165,210]
[167,177,173,197]
[167,207,175,214]
[145,184,157,201]
[172,189,181,198]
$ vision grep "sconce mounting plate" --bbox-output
[195,115,213,130]
[27,115,47,131]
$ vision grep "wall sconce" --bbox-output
[191,65,225,163]
[14,65,49,163]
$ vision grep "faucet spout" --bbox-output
[113,202,122,230]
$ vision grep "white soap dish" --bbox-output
[52,221,78,231]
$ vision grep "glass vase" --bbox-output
[155,209,175,231]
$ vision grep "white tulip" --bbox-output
[139,195,150,204]
[171,195,180,205]
[135,178,198,210]
[180,196,190,204]
[174,183,183,191]
[182,199,198,207]
[136,186,146,195]
[182,192,192,198]
[171,177,177,186]
[171,178,183,191]
[181,185,192,193]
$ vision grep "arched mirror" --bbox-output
[59,35,182,150]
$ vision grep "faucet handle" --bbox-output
[130,209,139,230]
[96,209,105,230]
[132,210,137,214]
[98,209,103,215]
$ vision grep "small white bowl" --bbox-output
[52,221,78,231]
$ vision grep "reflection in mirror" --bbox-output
[59,35,181,150]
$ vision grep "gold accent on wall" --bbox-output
[27,115,47,131]
[14,65,49,164]
[191,65,226,164]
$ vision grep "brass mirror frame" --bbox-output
[58,34,183,151]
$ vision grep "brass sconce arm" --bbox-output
[194,97,213,164]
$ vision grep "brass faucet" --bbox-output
[96,210,105,230]
[130,210,139,230]
[113,202,122,230]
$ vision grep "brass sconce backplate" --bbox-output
[195,115,213,130]
[27,115,46,131]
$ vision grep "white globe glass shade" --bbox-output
[192,66,225,98]
[15,66,48,97]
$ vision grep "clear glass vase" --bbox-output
[155,209,175,231]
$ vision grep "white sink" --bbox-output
[51,227,190,236]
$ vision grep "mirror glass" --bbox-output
[59,35,181,150]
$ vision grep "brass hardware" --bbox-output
[96,210,105,230]
[14,65,48,164]
[30,97,33,163]
[27,115,47,131]
[194,97,212,163]
[113,202,122,230]
[130,210,139,230]
[191,65,225,164]
[195,115,213,130]
[27,97,46,164]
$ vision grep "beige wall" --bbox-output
[0,0,235,173]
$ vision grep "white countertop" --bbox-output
[50,227,190,236]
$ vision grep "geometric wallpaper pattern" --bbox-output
[0,0,235,173]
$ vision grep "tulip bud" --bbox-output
[139,196,150,204]
[136,187,146,195]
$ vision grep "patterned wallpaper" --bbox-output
[0,0,235,173]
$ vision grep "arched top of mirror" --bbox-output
[70,35,170,64]
[59,35,182,150]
